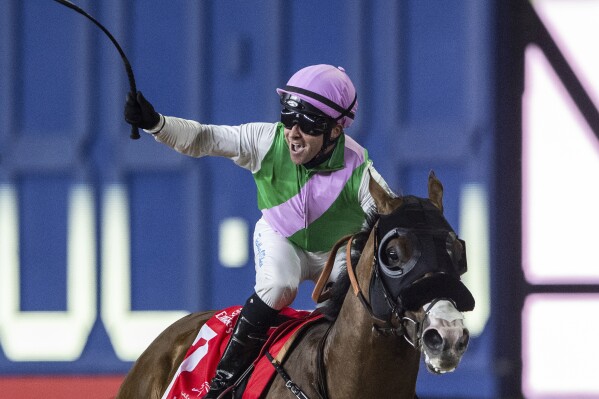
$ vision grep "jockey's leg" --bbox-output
[252,218,304,310]
[204,218,303,398]
[204,292,279,398]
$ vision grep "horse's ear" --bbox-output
[428,170,444,213]
[369,173,396,215]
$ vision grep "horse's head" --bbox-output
[361,171,475,374]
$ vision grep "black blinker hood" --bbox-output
[370,196,475,315]
[400,274,475,311]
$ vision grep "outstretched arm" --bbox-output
[124,92,278,172]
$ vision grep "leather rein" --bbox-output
[270,229,437,399]
[313,232,435,349]
[306,231,440,399]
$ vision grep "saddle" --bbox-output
[161,306,325,399]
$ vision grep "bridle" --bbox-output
[343,232,446,349]
[313,228,449,351]
[310,229,449,399]
[309,198,474,399]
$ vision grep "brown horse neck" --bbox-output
[322,291,421,398]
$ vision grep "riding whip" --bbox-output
[53,0,141,140]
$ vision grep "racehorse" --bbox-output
[116,172,475,399]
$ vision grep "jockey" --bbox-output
[124,64,395,398]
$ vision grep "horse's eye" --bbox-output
[386,248,400,262]
[378,229,421,278]
[384,238,411,268]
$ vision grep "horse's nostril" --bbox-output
[423,329,443,351]
[457,329,470,351]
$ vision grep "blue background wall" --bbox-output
[0,1,498,397]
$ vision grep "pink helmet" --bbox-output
[276,64,358,128]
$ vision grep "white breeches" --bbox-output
[253,218,345,310]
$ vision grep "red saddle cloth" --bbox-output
[161,306,323,399]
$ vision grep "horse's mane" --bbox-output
[319,209,379,321]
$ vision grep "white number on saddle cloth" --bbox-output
[161,323,218,399]
[161,307,243,399]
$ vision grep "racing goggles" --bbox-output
[280,94,335,136]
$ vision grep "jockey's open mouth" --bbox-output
[291,143,305,152]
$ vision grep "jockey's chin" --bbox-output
[284,127,324,165]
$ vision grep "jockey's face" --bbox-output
[284,124,341,165]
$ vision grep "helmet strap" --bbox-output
[303,129,341,169]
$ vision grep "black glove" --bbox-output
[124,91,161,130]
